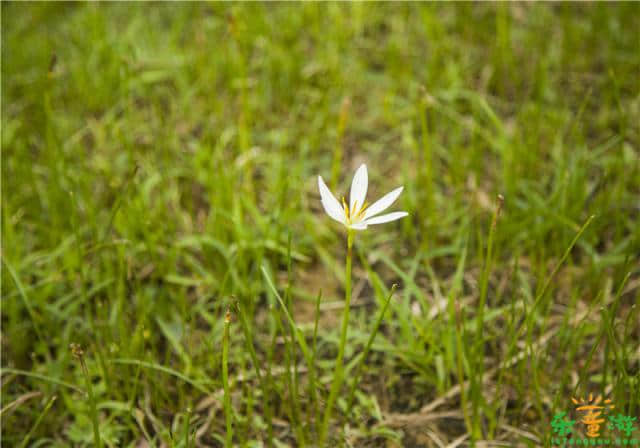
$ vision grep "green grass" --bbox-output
[2,3,639,446]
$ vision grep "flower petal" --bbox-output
[318,176,346,224]
[362,211,408,225]
[362,186,403,220]
[350,222,368,230]
[349,164,368,212]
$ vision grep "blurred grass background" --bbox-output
[2,3,639,446]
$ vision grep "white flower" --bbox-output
[318,164,408,230]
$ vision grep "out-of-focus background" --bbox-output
[2,3,639,446]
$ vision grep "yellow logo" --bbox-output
[572,394,615,438]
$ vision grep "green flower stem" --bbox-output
[320,229,354,444]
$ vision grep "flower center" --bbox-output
[342,197,369,225]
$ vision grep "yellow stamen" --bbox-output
[355,201,369,219]
[342,196,350,222]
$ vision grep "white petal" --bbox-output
[350,222,368,230]
[362,211,408,225]
[363,186,404,220]
[318,176,346,224]
[349,164,368,212]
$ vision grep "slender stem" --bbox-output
[82,358,101,448]
[71,344,101,448]
[455,301,473,436]
[472,194,503,439]
[285,234,307,446]
[222,310,233,447]
[309,290,322,434]
[236,300,273,445]
[183,406,192,448]
[320,229,354,444]
[330,97,350,190]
